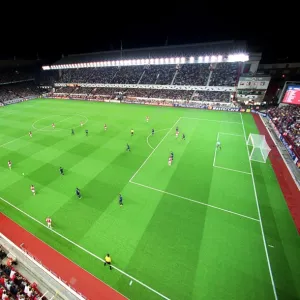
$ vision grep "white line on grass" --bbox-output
[146,128,170,150]
[213,165,251,175]
[1,213,128,300]
[0,115,87,149]
[181,117,242,124]
[212,132,219,167]
[130,181,259,222]
[240,113,278,300]
[218,132,244,137]
[130,118,181,182]
[0,196,170,300]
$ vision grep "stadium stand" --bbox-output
[0,245,46,300]
[0,82,39,104]
[268,106,300,158]
[0,68,34,84]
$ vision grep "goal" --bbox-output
[247,134,271,163]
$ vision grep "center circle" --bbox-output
[32,114,88,131]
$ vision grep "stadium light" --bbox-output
[204,56,209,63]
[160,58,164,64]
[180,57,185,63]
[165,58,169,64]
[170,57,175,64]
[198,56,203,63]
[145,59,149,65]
[175,57,180,64]
[150,58,154,64]
[211,56,216,62]
[155,58,159,64]
[217,55,222,62]
[42,66,50,70]
[189,56,194,63]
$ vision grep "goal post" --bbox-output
[247,134,271,163]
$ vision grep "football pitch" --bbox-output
[0,99,300,300]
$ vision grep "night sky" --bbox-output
[1,4,298,63]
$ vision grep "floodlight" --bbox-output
[189,56,194,63]
[170,57,175,64]
[180,57,185,63]
[198,56,203,62]
[145,59,149,64]
[217,55,222,62]
[150,58,154,64]
[155,58,159,64]
[211,56,216,62]
[165,58,169,64]
[175,57,180,63]
[204,56,209,62]
[160,58,164,64]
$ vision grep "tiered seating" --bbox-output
[268,106,300,157]
[209,62,239,86]
[0,83,39,103]
[0,246,45,299]
[0,69,34,84]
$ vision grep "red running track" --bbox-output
[253,114,300,233]
[0,213,127,300]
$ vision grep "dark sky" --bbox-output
[1,4,298,63]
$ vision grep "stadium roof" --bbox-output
[55,40,247,65]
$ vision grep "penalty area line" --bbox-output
[130,181,259,222]
[0,196,170,300]
[130,117,181,182]
[146,128,171,150]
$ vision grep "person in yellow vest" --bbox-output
[104,254,112,270]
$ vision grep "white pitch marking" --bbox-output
[129,280,133,286]
[130,118,181,182]
[268,245,274,248]
[146,128,170,150]
[213,132,219,167]
[240,112,278,300]
[0,114,88,149]
[130,181,259,222]
[181,117,242,124]
[213,165,251,175]
[218,132,244,137]
[0,196,170,300]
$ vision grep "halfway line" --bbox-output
[130,181,259,222]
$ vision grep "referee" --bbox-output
[104,254,112,270]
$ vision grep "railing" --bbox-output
[0,234,86,300]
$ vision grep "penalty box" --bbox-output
[130,119,259,220]
[213,132,251,175]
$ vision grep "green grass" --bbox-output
[0,99,300,300]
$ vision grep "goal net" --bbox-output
[247,134,271,163]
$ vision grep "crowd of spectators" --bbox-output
[268,105,300,158]
[57,62,239,87]
[51,86,231,102]
[0,246,45,300]
[0,83,39,103]
[0,69,34,84]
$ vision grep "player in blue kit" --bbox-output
[85,129,88,136]
[182,133,185,140]
[126,144,130,151]
[76,187,81,199]
[59,167,64,175]
[152,128,154,135]
[71,129,74,135]
[119,194,123,206]
[170,151,174,160]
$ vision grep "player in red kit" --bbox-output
[30,185,36,196]
[46,217,52,229]
[176,131,179,138]
[168,156,172,166]
[8,160,12,170]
